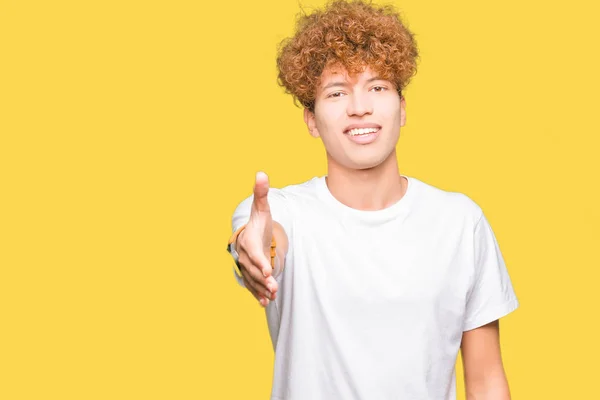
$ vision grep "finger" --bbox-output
[242,276,270,306]
[242,255,278,293]
[242,276,261,301]
[245,266,277,300]
[246,249,274,279]
[241,266,275,300]
[252,171,271,213]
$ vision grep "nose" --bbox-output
[346,92,373,117]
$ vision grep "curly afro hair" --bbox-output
[276,0,419,112]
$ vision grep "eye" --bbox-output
[371,85,387,92]
[327,91,345,98]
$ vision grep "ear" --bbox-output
[400,96,407,127]
[303,108,320,138]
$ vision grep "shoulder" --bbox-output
[409,176,483,226]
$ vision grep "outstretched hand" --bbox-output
[235,172,279,307]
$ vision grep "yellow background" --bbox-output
[1,0,599,398]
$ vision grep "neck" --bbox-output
[325,150,407,211]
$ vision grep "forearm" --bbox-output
[465,369,511,400]
[461,320,512,400]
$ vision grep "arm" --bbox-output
[460,210,519,398]
[461,320,511,400]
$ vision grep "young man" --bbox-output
[226,1,519,399]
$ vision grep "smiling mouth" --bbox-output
[345,127,381,136]
[343,127,381,145]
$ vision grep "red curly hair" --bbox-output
[276,0,419,112]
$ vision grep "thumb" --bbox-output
[252,171,271,213]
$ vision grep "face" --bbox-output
[304,65,406,171]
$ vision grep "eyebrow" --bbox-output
[322,76,386,90]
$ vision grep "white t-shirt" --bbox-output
[230,175,519,400]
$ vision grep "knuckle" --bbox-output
[247,250,263,266]
[253,265,268,282]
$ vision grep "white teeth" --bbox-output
[348,127,378,136]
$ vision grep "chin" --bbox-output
[347,157,387,171]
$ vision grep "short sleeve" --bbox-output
[463,213,519,331]
[229,188,292,287]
